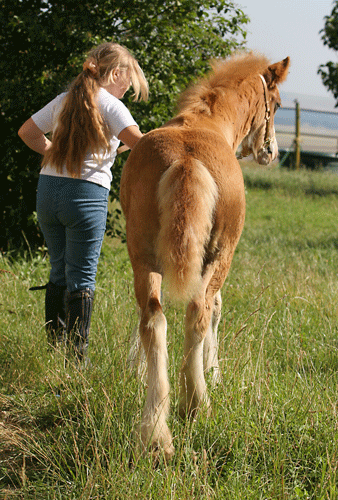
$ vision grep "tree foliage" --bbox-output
[0,0,248,250]
[319,2,338,104]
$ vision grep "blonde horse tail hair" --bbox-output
[157,159,218,302]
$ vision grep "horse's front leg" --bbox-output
[135,269,174,460]
[179,296,213,419]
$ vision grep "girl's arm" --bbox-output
[117,125,143,154]
[117,144,130,155]
[18,118,51,155]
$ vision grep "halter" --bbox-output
[259,74,272,152]
[237,74,272,159]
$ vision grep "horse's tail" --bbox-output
[156,159,218,302]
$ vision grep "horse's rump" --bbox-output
[156,158,218,302]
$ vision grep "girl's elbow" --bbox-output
[18,125,29,142]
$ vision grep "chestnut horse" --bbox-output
[120,52,290,459]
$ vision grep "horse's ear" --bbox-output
[263,57,290,89]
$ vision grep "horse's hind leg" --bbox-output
[127,320,146,380]
[179,295,213,419]
[134,268,174,460]
[203,289,222,385]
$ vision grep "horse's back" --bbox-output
[121,125,244,214]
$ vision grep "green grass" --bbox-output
[1,166,338,499]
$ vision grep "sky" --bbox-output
[240,0,338,109]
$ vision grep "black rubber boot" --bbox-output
[29,282,67,347]
[66,288,94,364]
[45,282,67,346]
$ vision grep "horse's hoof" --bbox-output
[151,441,175,466]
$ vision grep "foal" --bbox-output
[120,52,290,459]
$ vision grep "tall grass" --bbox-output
[0,167,337,499]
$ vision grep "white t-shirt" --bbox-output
[31,87,138,190]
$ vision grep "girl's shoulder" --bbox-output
[96,88,137,135]
[97,88,126,110]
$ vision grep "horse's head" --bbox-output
[240,57,290,165]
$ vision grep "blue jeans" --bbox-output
[37,175,109,292]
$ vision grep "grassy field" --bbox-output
[1,166,338,499]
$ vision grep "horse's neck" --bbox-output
[201,113,253,153]
[167,91,257,153]
[219,91,258,152]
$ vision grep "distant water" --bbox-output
[277,91,338,133]
[275,108,338,132]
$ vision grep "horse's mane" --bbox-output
[177,52,270,115]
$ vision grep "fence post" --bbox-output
[294,100,301,169]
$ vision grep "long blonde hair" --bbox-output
[42,42,148,177]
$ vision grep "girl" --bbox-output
[18,42,148,364]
